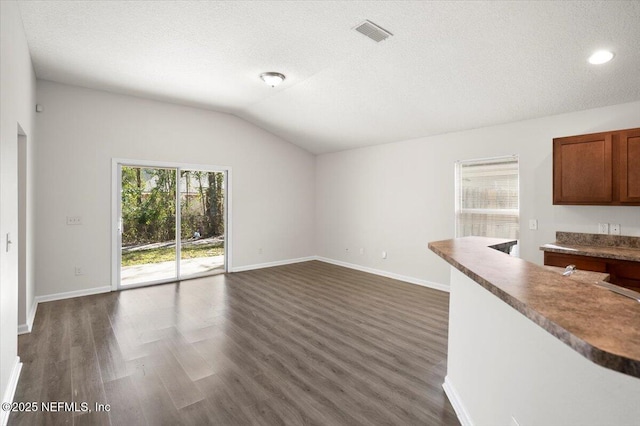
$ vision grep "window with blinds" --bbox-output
[455,156,519,239]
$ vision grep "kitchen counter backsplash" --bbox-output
[556,232,640,249]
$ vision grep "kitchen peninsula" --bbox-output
[429,236,640,426]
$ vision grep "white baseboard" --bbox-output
[316,257,450,292]
[231,256,317,273]
[1,357,23,426]
[443,375,473,426]
[35,285,112,304]
[17,299,38,335]
[19,286,110,334]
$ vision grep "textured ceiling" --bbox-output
[17,1,640,154]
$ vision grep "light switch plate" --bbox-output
[529,219,538,230]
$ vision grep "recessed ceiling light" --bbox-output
[260,72,286,87]
[588,50,614,65]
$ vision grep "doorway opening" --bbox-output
[17,125,28,331]
[112,160,230,289]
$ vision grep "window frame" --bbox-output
[454,155,520,239]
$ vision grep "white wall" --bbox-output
[35,80,315,297]
[316,102,640,287]
[446,267,640,426]
[0,0,37,415]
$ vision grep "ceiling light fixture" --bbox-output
[588,50,614,65]
[260,72,286,87]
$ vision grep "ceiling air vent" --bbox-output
[354,20,393,43]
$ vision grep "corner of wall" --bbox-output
[442,376,473,426]
[0,357,22,426]
[17,299,37,335]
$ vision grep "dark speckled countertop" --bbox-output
[540,232,640,262]
[428,236,640,379]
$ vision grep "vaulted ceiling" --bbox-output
[17,1,640,153]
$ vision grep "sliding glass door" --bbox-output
[120,166,177,286]
[179,170,226,279]
[115,161,228,289]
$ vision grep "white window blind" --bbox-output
[456,156,519,239]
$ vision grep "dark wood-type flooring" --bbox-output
[10,261,458,425]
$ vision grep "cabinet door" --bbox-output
[543,252,608,272]
[553,133,612,204]
[619,129,640,203]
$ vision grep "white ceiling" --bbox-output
[17,1,640,154]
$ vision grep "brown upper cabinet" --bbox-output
[553,127,640,205]
[620,128,640,203]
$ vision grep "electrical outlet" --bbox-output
[610,224,621,235]
[598,223,609,234]
[529,219,538,230]
[74,267,83,276]
[67,216,82,225]
[381,251,387,259]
